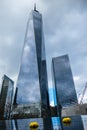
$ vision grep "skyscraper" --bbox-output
[52,55,78,107]
[0,75,14,119]
[16,7,50,117]
[52,54,84,130]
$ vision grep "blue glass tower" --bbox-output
[52,54,84,130]
[0,75,14,119]
[52,55,78,107]
[16,7,50,117]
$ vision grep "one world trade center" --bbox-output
[16,6,50,117]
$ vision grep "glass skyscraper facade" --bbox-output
[52,54,78,107]
[16,8,50,117]
[0,75,14,119]
[52,54,84,130]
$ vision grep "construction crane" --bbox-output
[79,82,87,104]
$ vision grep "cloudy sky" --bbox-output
[0,0,87,104]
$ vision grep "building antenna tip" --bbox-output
[34,3,36,11]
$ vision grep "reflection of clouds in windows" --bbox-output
[17,79,40,104]
[21,42,39,78]
[7,82,13,100]
[42,28,46,60]
[53,55,77,106]
[24,45,30,54]
[16,11,41,104]
[27,21,34,39]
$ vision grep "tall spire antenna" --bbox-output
[34,3,36,11]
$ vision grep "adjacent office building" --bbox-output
[16,6,50,117]
[52,54,84,130]
[0,75,14,119]
[52,55,78,107]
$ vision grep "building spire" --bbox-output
[34,3,36,11]
[34,3,39,12]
